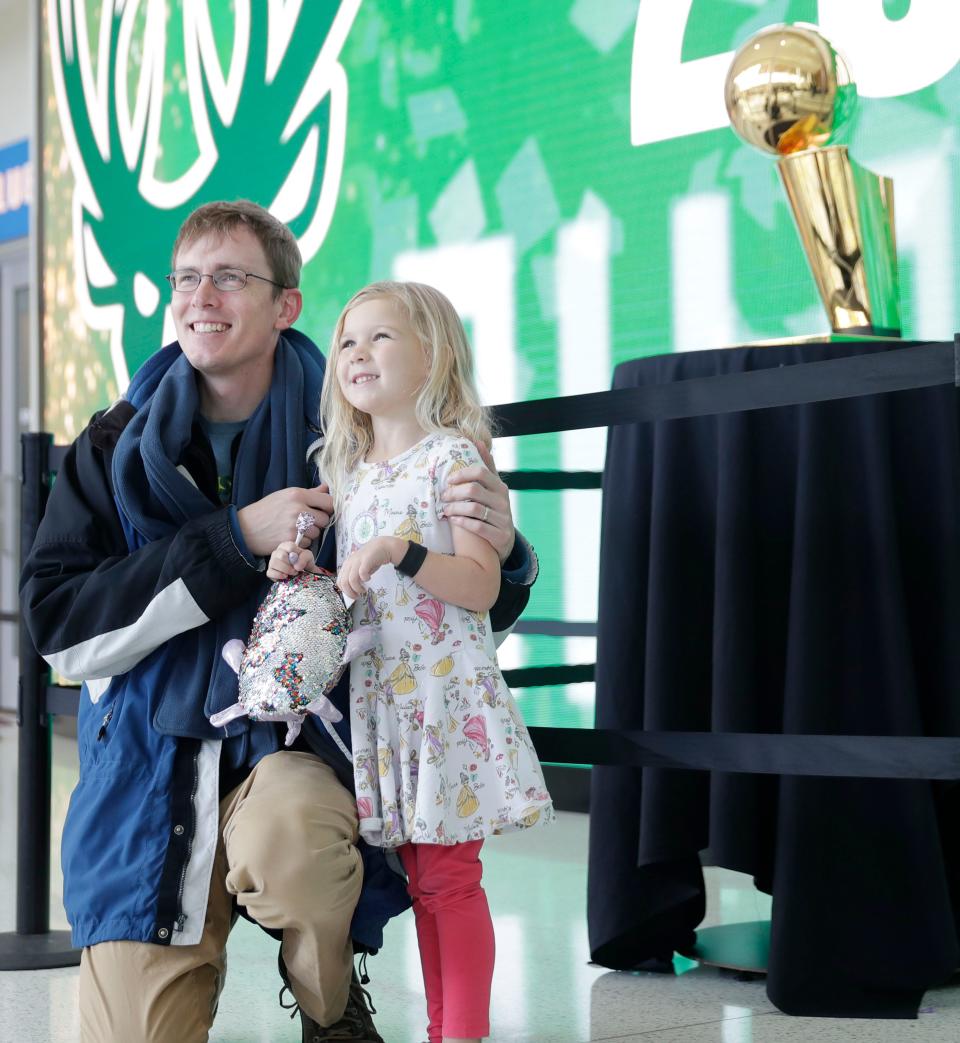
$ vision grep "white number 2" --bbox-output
[631,0,960,148]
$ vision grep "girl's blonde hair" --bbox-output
[318,281,493,508]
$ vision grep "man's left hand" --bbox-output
[441,442,515,564]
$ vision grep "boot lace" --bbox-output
[278,972,381,1040]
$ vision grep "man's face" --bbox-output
[170,226,299,380]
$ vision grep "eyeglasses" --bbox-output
[166,268,287,292]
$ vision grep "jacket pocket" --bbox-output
[78,680,124,760]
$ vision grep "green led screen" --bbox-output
[42,0,960,730]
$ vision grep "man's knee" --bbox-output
[223,759,363,921]
[227,807,361,894]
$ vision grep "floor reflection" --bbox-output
[3,715,960,1041]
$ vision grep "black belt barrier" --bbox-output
[491,339,958,436]
[525,727,960,780]
[491,336,960,779]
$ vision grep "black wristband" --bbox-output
[396,540,428,578]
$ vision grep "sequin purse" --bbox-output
[210,513,376,745]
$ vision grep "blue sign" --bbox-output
[0,139,29,243]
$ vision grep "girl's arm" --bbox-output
[337,529,501,613]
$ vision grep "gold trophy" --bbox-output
[725,24,901,339]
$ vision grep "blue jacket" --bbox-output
[19,330,537,953]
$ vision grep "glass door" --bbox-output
[0,250,31,712]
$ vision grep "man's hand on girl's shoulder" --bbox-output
[441,442,516,563]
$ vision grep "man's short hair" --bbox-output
[172,199,302,296]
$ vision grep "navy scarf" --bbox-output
[112,330,325,769]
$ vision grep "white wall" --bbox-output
[0,0,32,149]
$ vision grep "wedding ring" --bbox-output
[482,505,490,523]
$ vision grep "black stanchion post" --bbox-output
[16,432,51,936]
[16,427,51,934]
[0,433,80,969]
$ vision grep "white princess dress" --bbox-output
[336,432,554,848]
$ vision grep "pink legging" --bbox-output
[398,841,494,1041]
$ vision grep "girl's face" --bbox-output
[336,296,431,420]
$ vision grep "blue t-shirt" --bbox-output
[198,415,247,504]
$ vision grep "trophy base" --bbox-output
[738,328,901,348]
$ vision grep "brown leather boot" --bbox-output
[278,953,385,1043]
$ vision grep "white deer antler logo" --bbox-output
[49,0,361,385]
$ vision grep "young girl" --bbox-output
[268,281,553,1043]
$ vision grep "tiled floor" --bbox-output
[2,710,959,1041]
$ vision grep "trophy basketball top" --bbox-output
[724,23,857,156]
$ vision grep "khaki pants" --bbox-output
[79,751,363,1043]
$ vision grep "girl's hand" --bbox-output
[337,537,403,600]
[266,541,320,581]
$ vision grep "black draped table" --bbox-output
[587,339,960,1019]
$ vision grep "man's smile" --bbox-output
[190,321,232,333]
